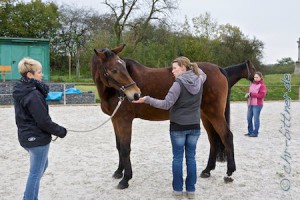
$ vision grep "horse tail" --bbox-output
[215,67,231,162]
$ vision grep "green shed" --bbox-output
[0,37,50,81]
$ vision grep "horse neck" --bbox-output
[225,63,247,88]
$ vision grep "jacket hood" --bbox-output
[177,70,202,94]
[13,81,36,102]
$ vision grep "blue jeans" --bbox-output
[170,129,200,193]
[23,144,50,200]
[247,105,263,135]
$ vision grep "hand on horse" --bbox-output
[132,96,146,103]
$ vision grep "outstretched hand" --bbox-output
[132,96,146,103]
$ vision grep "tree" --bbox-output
[103,0,178,52]
[215,23,264,66]
[0,0,60,38]
[192,12,218,39]
[180,16,192,36]
[276,57,294,65]
[51,4,108,75]
[130,21,177,67]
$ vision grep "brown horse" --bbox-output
[92,45,252,189]
[209,60,256,169]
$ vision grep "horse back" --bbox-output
[125,59,174,99]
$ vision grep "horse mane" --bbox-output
[123,58,143,75]
[95,48,116,59]
[123,58,172,74]
[224,62,247,77]
[123,58,143,67]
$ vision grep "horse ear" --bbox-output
[112,44,126,55]
[94,49,105,60]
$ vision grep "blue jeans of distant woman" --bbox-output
[23,144,49,200]
[170,129,200,193]
[247,105,263,136]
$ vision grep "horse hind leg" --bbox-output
[217,87,231,163]
[211,118,236,182]
[216,135,226,162]
[200,116,218,178]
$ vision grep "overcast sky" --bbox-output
[53,0,300,64]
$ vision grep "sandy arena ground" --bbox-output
[0,101,299,200]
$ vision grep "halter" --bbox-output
[245,62,252,80]
[101,64,137,95]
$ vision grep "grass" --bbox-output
[231,74,300,101]
[75,84,100,102]
[52,74,300,102]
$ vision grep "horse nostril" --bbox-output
[134,93,140,100]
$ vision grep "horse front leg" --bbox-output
[112,135,124,179]
[112,118,133,189]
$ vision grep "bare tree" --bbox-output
[192,12,218,39]
[103,0,178,51]
[51,4,106,76]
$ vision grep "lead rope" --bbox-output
[52,97,124,141]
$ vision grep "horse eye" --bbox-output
[111,69,118,74]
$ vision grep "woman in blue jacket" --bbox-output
[13,57,67,200]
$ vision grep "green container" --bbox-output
[0,37,50,81]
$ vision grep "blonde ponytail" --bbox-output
[190,63,200,77]
[172,56,200,77]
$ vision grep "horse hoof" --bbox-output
[200,172,210,178]
[117,182,129,189]
[112,172,123,179]
[224,176,234,183]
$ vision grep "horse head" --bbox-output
[245,60,256,82]
[93,44,141,101]
[224,60,257,88]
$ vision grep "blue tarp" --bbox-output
[46,92,63,101]
[46,88,83,101]
[65,88,83,94]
